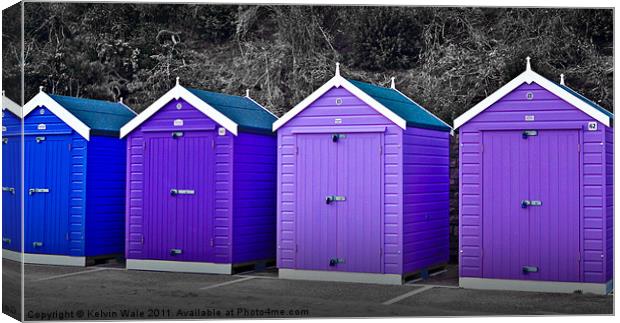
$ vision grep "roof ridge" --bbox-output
[49,93,124,106]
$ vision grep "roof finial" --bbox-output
[390,77,396,89]
[560,74,565,85]
[526,56,531,71]
[2,90,5,97]
[39,86,44,93]
[119,97,124,103]
[176,77,180,86]
[335,62,340,76]
[245,89,250,98]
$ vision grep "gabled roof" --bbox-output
[272,69,451,133]
[120,83,275,138]
[453,59,613,129]
[347,79,452,132]
[2,94,21,118]
[23,91,136,140]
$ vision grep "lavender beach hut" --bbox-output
[454,58,614,294]
[120,79,277,274]
[273,64,452,284]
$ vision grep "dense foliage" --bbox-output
[3,4,613,122]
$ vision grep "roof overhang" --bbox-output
[120,85,239,138]
[453,69,612,129]
[272,75,407,131]
[23,92,92,140]
[391,87,454,136]
[2,95,22,118]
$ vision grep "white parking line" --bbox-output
[199,276,255,290]
[382,286,435,305]
[33,268,108,282]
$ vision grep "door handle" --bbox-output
[521,200,531,208]
[2,238,11,244]
[32,241,43,247]
[35,136,46,143]
[171,132,183,139]
[329,258,345,266]
[522,266,539,273]
[2,187,15,194]
[171,189,195,196]
[170,249,183,256]
[325,195,346,205]
[29,188,50,195]
[170,189,178,196]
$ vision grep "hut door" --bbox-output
[24,135,72,255]
[143,131,214,262]
[2,136,21,252]
[295,132,382,273]
[482,130,580,282]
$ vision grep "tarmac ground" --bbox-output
[1,259,613,320]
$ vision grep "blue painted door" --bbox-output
[2,135,21,252]
[24,134,72,255]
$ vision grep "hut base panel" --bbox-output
[279,269,403,285]
[2,249,22,262]
[460,277,613,295]
[21,253,86,266]
[126,259,233,274]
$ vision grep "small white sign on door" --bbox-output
[524,115,535,121]
[334,118,342,124]
[37,124,47,130]
[173,119,184,126]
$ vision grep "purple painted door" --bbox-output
[482,130,580,282]
[142,131,214,262]
[296,132,382,273]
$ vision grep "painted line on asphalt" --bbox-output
[235,274,279,280]
[33,267,108,282]
[382,285,435,305]
[407,283,459,289]
[199,276,256,290]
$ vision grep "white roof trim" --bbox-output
[392,88,454,136]
[2,94,22,118]
[120,85,239,138]
[453,69,611,129]
[272,75,407,131]
[23,92,92,140]
[245,94,277,118]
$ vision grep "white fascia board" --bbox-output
[120,85,239,138]
[392,88,454,136]
[23,92,91,140]
[453,70,611,129]
[246,95,277,118]
[272,75,407,131]
[2,95,22,118]
[120,101,138,115]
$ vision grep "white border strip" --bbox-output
[2,95,22,118]
[382,285,434,305]
[23,92,92,140]
[2,249,22,262]
[22,253,86,267]
[33,268,108,282]
[199,276,255,290]
[459,277,613,295]
[120,85,239,138]
[453,69,611,129]
[272,75,407,131]
[279,268,403,285]
[126,259,233,274]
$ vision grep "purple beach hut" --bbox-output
[454,57,614,294]
[120,78,277,274]
[273,64,452,285]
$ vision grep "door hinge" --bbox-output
[295,146,299,155]
[140,235,144,245]
[295,244,298,253]
[379,145,382,155]
[577,252,581,262]
[480,144,483,153]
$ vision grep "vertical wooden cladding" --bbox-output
[277,86,404,274]
[604,127,613,282]
[402,127,450,274]
[458,81,613,284]
[2,111,22,252]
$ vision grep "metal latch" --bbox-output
[170,189,195,196]
[29,188,50,195]
[2,238,11,244]
[325,195,346,204]
[2,187,15,194]
[332,134,346,142]
[171,132,184,139]
[329,258,345,266]
[522,266,539,273]
[2,138,7,144]
[36,136,46,143]
[32,241,43,247]
[522,130,537,139]
[521,200,542,208]
[170,249,183,255]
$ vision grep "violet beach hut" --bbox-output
[273,64,452,285]
[454,57,614,294]
[2,93,22,259]
[18,89,136,266]
[120,79,277,274]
